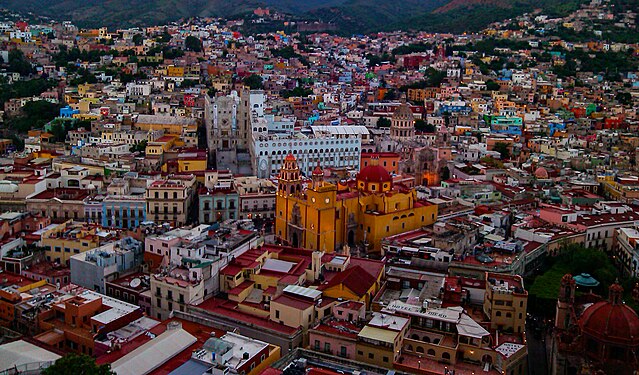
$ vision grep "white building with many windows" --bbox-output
[251,133,361,178]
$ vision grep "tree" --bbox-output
[130,140,147,154]
[486,80,501,91]
[615,91,633,106]
[424,68,446,87]
[243,74,263,90]
[43,354,115,375]
[415,119,435,133]
[184,36,202,52]
[8,49,35,76]
[493,142,511,160]
[132,34,144,46]
[376,117,391,128]
[440,166,450,181]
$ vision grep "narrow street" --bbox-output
[526,320,549,375]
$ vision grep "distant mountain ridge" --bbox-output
[0,0,585,33]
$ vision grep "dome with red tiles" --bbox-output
[312,165,323,175]
[534,166,549,179]
[357,165,391,184]
[356,164,392,193]
[579,284,639,348]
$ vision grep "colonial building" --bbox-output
[275,154,438,254]
[145,175,196,227]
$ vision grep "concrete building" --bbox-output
[70,237,143,294]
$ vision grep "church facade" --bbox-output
[275,154,438,255]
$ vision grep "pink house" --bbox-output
[538,206,577,226]
[145,235,180,258]
[308,300,365,359]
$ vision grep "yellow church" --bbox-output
[275,154,438,255]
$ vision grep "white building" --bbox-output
[251,133,361,178]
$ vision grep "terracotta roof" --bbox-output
[356,165,392,184]
[319,265,376,297]
[579,298,639,347]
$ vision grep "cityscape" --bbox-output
[0,0,637,374]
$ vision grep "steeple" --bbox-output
[311,164,324,190]
[278,153,302,197]
[555,273,576,330]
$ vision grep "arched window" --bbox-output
[496,311,502,317]
[416,346,424,354]
[442,352,451,360]
[427,349,436,356]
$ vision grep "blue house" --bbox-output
[60,105,80,118]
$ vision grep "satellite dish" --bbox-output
[130,278,141,288]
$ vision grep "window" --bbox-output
[314,340,320,350]
[368,353,374,359]
[340,346,347,357]
[357,350,363,356]
[383,356,389,363]
[157,298,161,307]
[324,342,331,352]
[275,310,280,319]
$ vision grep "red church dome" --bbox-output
[534,167,549,179]
[284,153,296,161]
[356,165,392,184]
[579,293,639,348]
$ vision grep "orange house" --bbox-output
[360,152,400,175]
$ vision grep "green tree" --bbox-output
[243,74,263,90]
[486,80,501,91]
[424,68,446,87]
[376,117,391,128]
[8,49,35,76]
[493,142,511,160]
[271,46,299,59]
[130,140,147,154]
[132,34,144,46]
[415,119,435,133]
[43,354,115,375]
[184,36,202,52]
[280,87,312,98]
[6,100,61,133]
[615,91,633,106]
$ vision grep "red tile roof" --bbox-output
[319,265,376,297]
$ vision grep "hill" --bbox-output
[0,0,586,33]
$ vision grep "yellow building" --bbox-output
[167,65,185,77]
[134,114,198,136]
[355,312,409,368]
[41,221,103,265]
[275,155,438,254]
[483,273,528,334]
[146,135,178,157]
